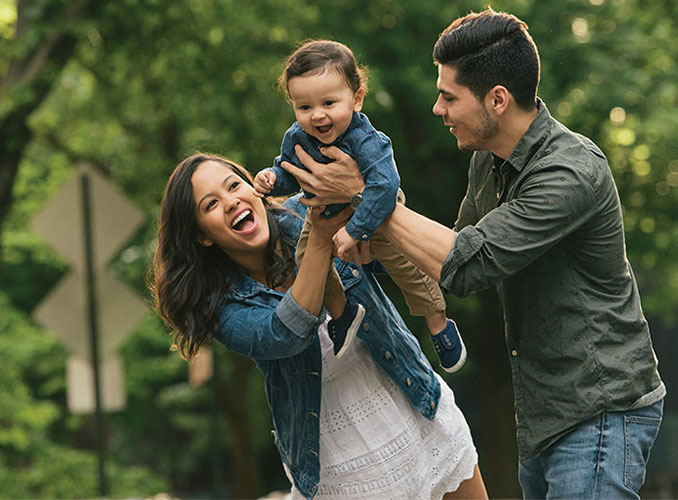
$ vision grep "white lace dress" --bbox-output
[285,320,478,499]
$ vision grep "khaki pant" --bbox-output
[295,190,446,316]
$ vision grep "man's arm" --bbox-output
[380,203,456,281]
[281,144,456,278]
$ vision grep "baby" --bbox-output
[254,40,465,371]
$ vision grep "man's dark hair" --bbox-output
[433,8,540,110]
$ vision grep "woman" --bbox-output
[151,153,487,499]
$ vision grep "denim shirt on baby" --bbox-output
[214,195,441,500]
[267,112,401,242]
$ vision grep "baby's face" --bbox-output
[288,69,364,145]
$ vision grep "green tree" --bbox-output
[1,0,676,497]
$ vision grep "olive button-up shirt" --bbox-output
[440,98,665,461]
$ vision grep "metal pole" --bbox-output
[210,348,223,498]
[80,173,107,497]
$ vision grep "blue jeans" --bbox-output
[519,399,663,499]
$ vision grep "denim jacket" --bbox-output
[266,112,400,242]
[214,195,441,500]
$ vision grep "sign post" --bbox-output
[31,163,148,496]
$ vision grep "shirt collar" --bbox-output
[504,97,553,173]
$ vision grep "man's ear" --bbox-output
[353,88,366,112]
[486,85,510,115]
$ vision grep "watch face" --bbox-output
[351,192,362,209]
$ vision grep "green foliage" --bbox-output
[1,0,676,497]
[0,292,168,498]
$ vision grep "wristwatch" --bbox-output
[350,190,363,210]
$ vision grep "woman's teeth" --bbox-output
[232,209,251,228]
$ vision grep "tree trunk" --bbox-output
[220,351,260,498]
[0,0,96,253]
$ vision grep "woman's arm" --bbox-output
[289,208,346,315]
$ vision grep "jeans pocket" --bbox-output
[623,411,662,491]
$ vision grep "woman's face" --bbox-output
[191,160,270,260]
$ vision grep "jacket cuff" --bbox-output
[345,220,375,242]
[277,290,326,338]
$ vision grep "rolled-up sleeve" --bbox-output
[440,227,487,296]
[440,162,598,297]
[218,289,326,361]
[277,290,326,336]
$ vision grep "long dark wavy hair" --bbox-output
[149,153,297,360]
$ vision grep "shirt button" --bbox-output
[363,323,370,332]
[362,234,368,240]
[406,377,411,386]
[309,411,318,418]
[384,350,391,359]
[352,268,360,277]
[511,350,518,357]
[430,401,435,410]
[324,210,331,216]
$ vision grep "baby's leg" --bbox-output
[370,232,466,371]
[369,187,466,371]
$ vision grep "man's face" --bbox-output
[433,64,499,152]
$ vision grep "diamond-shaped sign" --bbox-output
[31,163,145,269]
[31,162,148,414]
[33,268,148,361]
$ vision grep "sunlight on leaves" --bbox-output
[571,18,590,43]
[609,107,626,124]
[632,160,651,177]
[0,0,16,38]
[612,128,636,146]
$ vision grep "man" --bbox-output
[281,8,665,499]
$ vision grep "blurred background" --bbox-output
[0,0,676,498]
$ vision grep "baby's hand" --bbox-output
[333,226,360,261]
[253,169,276,198]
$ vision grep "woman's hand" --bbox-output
[291,206,352,316]
[307,205,353,245]
[281,145,365,206]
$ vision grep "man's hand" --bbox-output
[280,144,365,206]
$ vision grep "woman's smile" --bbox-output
[231,208,258,233]
[192,160,270,257]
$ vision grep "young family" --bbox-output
[150,8,664,500]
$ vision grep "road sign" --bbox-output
[31,163,147,413]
